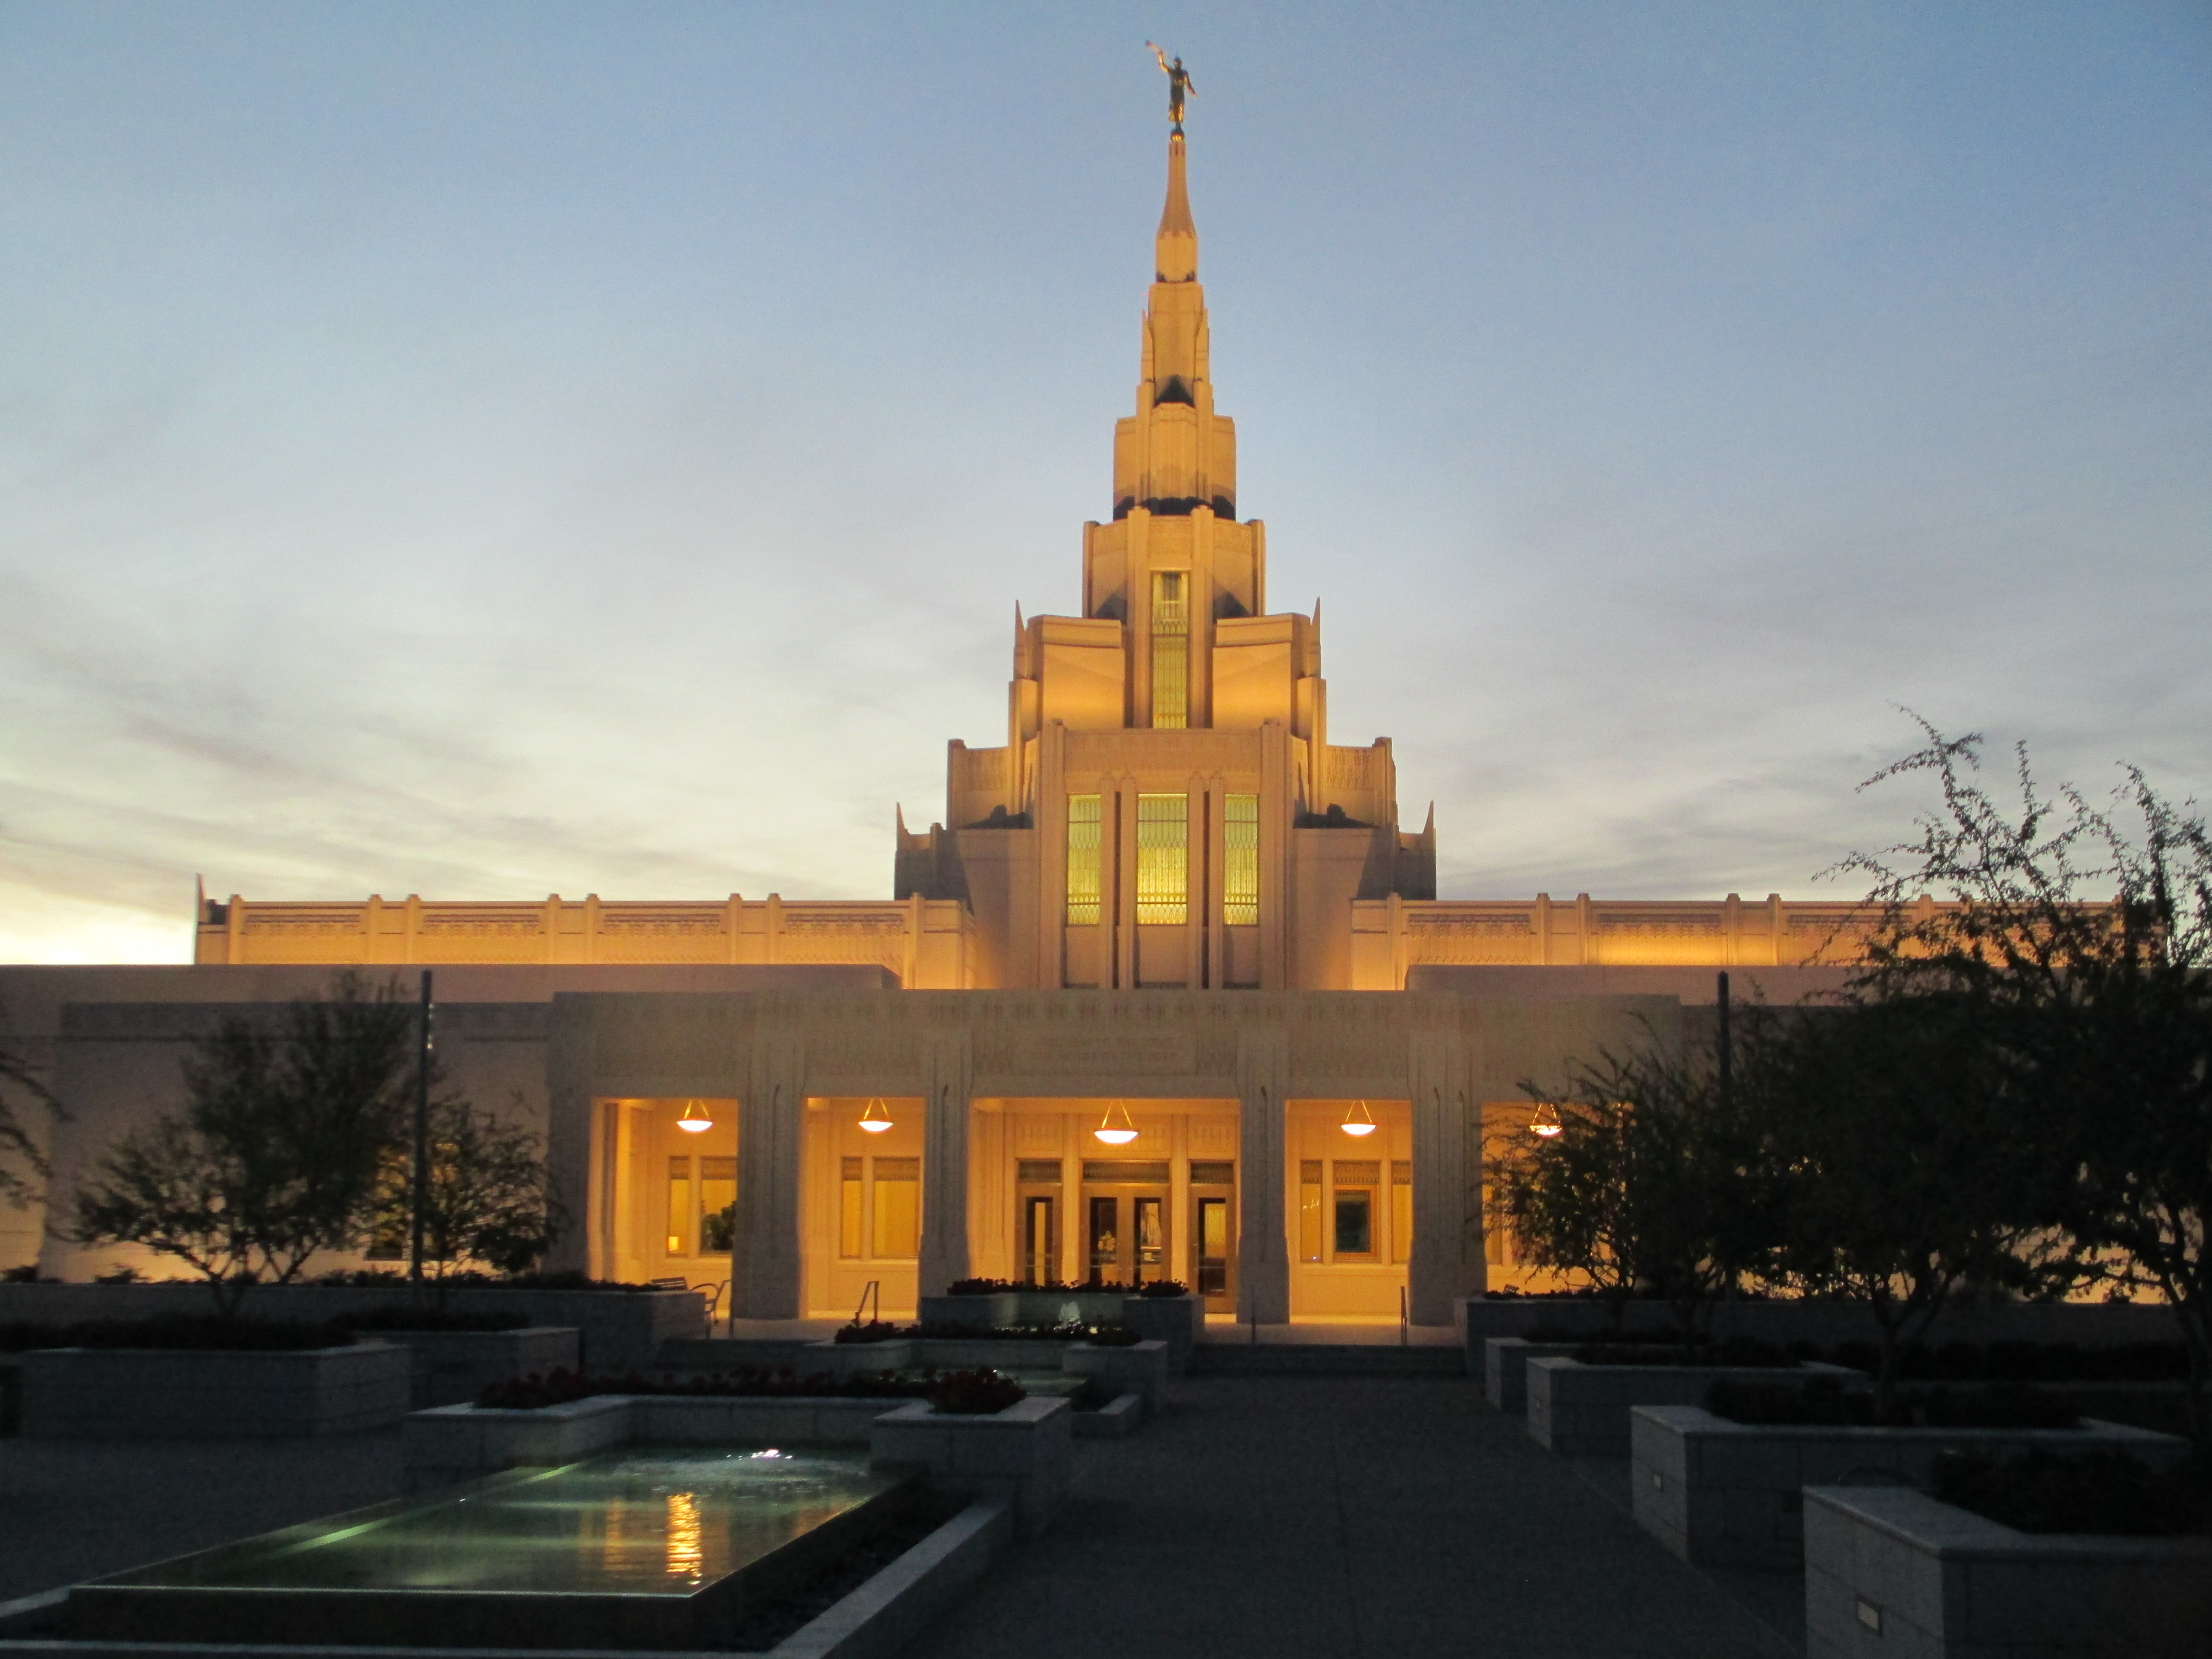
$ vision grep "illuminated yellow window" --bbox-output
[1224,793,1258,925]
[839,1156,863,1259]
[1298,1159,1323,1262]
[1136,793,1188,925]
[1066,794,1101,926]
[871,1156,920,1259]
[699,1157,736,1254]
[1150,570,1188,729]
[665,1156,691,1256]
[1392,1160,1412,1264]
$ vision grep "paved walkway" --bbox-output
[907,1375,1793,1659]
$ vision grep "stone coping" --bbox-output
[1632,1403,2192,1569]
[1804,1483,2212,1659]
[1481,1337,1581,1415]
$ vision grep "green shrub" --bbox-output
[1932,1447,2212,1536]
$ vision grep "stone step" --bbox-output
[1189,1343,1467,1377]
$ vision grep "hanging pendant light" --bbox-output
[677,1098,714,1134]
[1093,1101,1139,1145]
[1339,1099,1379,1137]
[1529,1100,1564,1139]
[857,1098,895,1134]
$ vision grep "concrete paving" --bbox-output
[905,1375,1795,1659]
[0,1431,404,1605]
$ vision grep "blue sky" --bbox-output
[2,2,2208,961]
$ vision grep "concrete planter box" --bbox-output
[1804,1484,2212,1659]
[0,1283,703,1371]
[403,1391,911,1488]
[1526,1356,1862,1456]
[1062,1339,1170,1408]
[1484,1337,1582,1416]
[386,1325,578,1407]
[1118,1295,1202,1373]
[20,1341,410,1438]
[1633,1405,2193,1569]
[871,1396,1072,1538]
[1070,1392,1144,1440]
[809,1336,1078,1378]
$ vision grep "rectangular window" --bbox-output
[1150,570,1188,729]
[871,1156,920,1259]
[1333,1159,1380,1261]
[1391,1160,1412,1265]
[839,1156,863,1259]
[665,1156,692,1256]
[699,1157,737,1255]
[1136,793,1189,925]
[1298,1159,1323,1263]
[1065,794,1102,926]
[1223,793,1259,926]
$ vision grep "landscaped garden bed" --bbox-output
[1803,1450,2212,1658]
[21,1329,411,1439]
[1632,1376,2193,1568]
[1525,1354,1864,1456]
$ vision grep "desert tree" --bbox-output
[73,973,414,1314]
[1834,720,2212,1440]
[368,1083,565,1303]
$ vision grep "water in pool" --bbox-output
[124,1449,898,1595]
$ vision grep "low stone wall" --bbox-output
[0,1283,703,1370]
[871,1397,1072,1537]
[390,1326,578,1408]
[1061,1340,1169,1408]
[1118,1297,1202,1373]
[1464,1296,2181,1356]
[1526,1358,1862,1457]
[1482,1337,1580,1416]
[21,1342,411,1438]
[1634,1405,2193,1569]
[1803,1484,2212,1659]
[403,1392,901,1488]
[1071,1393,1143,1440]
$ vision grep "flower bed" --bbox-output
[1932,1446,2212,1536]
[1,1313,355,1351]
[1525,1356,1864,1456]
[835,1320,1138,1346]
[478,1366,936,1410]
[336,1306,531,1333]
[1707,1373,2082,1430]
[1631,1403,2190,1569]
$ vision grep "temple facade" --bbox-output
[11,130,1872,1325]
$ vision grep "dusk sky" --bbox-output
[3,3,2208,963]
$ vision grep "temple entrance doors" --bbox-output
[1080,1160,1171,1286]
[1019,1189,1059,1287]
[1190,1161,1236,1312]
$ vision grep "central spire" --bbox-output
[1156,132,1197,282]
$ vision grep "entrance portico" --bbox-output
[555,986,1680,1328]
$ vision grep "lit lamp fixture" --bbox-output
[1093,1101,1139,1145]
[857,1098,895,1134]
[676,1098,714,1134]
[1339,1099,1379,1137]
[1529,1101,1564,1139]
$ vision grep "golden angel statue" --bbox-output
[1148,43,1195,131]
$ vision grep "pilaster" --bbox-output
[1235,1015,1290,1324]
[917,1031,975,1297]
[1407,1017,1483,1323]
[732,1024,806,1318]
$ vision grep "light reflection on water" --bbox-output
[130,1450,892,1597]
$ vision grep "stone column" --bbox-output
[541,997,597,1278]
[731,1026,806,1319]
[1235,1014,1291,1324]
[1407,1020,1483,1325]
[917,1033,975,1296]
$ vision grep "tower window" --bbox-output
[1151,570,1188,729]
[1136,793,1188,926]
[1066,794,1102,926]
[1224,793,1259,926]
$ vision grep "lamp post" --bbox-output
[409,969,433,1306]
